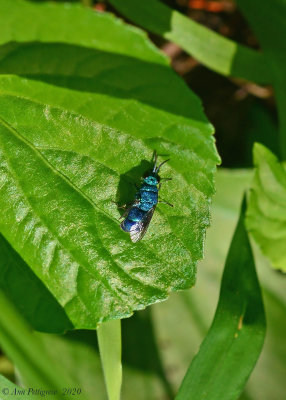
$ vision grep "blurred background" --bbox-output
[96,0,279,167]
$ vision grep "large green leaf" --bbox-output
[235,0,286,158]
[109,0,270,84]
[175,199,266,400]
[0,1,219,329]
[246,143,286,272]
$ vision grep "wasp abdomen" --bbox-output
[121,207,146,232]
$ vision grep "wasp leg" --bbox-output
[112,201,129,220]
[158,200,174,207]
[119,208,130,220]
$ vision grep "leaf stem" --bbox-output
[97,319,122,400]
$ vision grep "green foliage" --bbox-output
[109,0,270,84]
[0,0,219,329]
[0,0,284,399]
[246,143,286,271]
[4,170,281,400]
[0,0,163,63]
[176,199,266,400]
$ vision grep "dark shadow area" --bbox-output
[0,234,73,333]
[65,308,174,399]
[64,329,99,349]
[0,41,209,125]
[186,66,279,167]
[109,0,271,84]
[122,308,174,398]
[115,157,153,215]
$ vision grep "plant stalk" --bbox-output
[97,319,122,400]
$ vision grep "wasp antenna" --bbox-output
[156,158,169,173]
[153,150,158,172]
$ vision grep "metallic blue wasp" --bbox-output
[120,151,173,242]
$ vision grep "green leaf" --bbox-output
[97,320,122,400]
[0,0,164,65]
[109,0,270,84]
[176,198,266,400]
[0,233,73,333]
[0,1,219,329]
[246,143,286,271]
[0,290,78,399]
[235,0,286,158]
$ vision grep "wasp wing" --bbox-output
[130,206,156,243]
[119,198,140,222]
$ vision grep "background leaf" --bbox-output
[0,0,164,64]
[0,0,219,328]
[175,198,266,400]
[0,290,78,400]
[109,0,270,84]
[246,143,286,272]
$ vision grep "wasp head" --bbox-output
[144,172,160,186]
